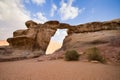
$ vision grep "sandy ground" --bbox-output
[46,41,62,54]
[0,40,8,46]
[0,59,120,80]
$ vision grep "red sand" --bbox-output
[0,59,120,80]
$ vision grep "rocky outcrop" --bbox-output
[60,19,120,50]
[59,19,120,64]
[67,21,120,34]
[0,21,58,61]
[0,19,120,62]
[7,21,58,56]
[61,30,120,50]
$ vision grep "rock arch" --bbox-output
[5,19,120,59]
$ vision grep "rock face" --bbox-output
[62,30,120,50]
[61,20,120,50]
[7,21,59,57]
[59,19,120,64]
[0,19,120,61]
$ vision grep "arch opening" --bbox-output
[46,29,68,54]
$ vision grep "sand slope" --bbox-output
[46,41,62,54]
[0,59,120,80]
[0,40,8,46]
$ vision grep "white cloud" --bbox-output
[33,12,47,23]
[0,0,30,22]
[50,3,57,17]
[0,0,30,40]
[31,0,46,6]
[51,29,67,43]
[59,0,84,21]
[0,0,48,40]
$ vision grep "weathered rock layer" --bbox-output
[0,19,120,61]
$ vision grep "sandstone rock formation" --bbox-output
[0,19,120,62]
[6,20,59,58]
[59,19,120,64]
[57,19,120,51]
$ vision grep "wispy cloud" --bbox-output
[51,29,67,43]
[0,0,30,23]
[0,0,47,40]
[31,0,46,6]
[59,0,84,21]
[50,3,57,17]
[0,0,30,39]
[33,12,47,23]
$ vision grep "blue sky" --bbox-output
[22,0,120,24]
[0,0,120,42]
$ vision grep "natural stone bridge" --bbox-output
[7,20,120,57]
[0,19,120,61]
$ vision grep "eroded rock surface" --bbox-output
[59,19,120,64]
[0,19,120,61]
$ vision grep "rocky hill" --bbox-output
[0,19,120,63]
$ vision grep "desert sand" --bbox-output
[0,40,8,46]
[0,40,120,80]
[0,59,120,80]
[46,41,62,54]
